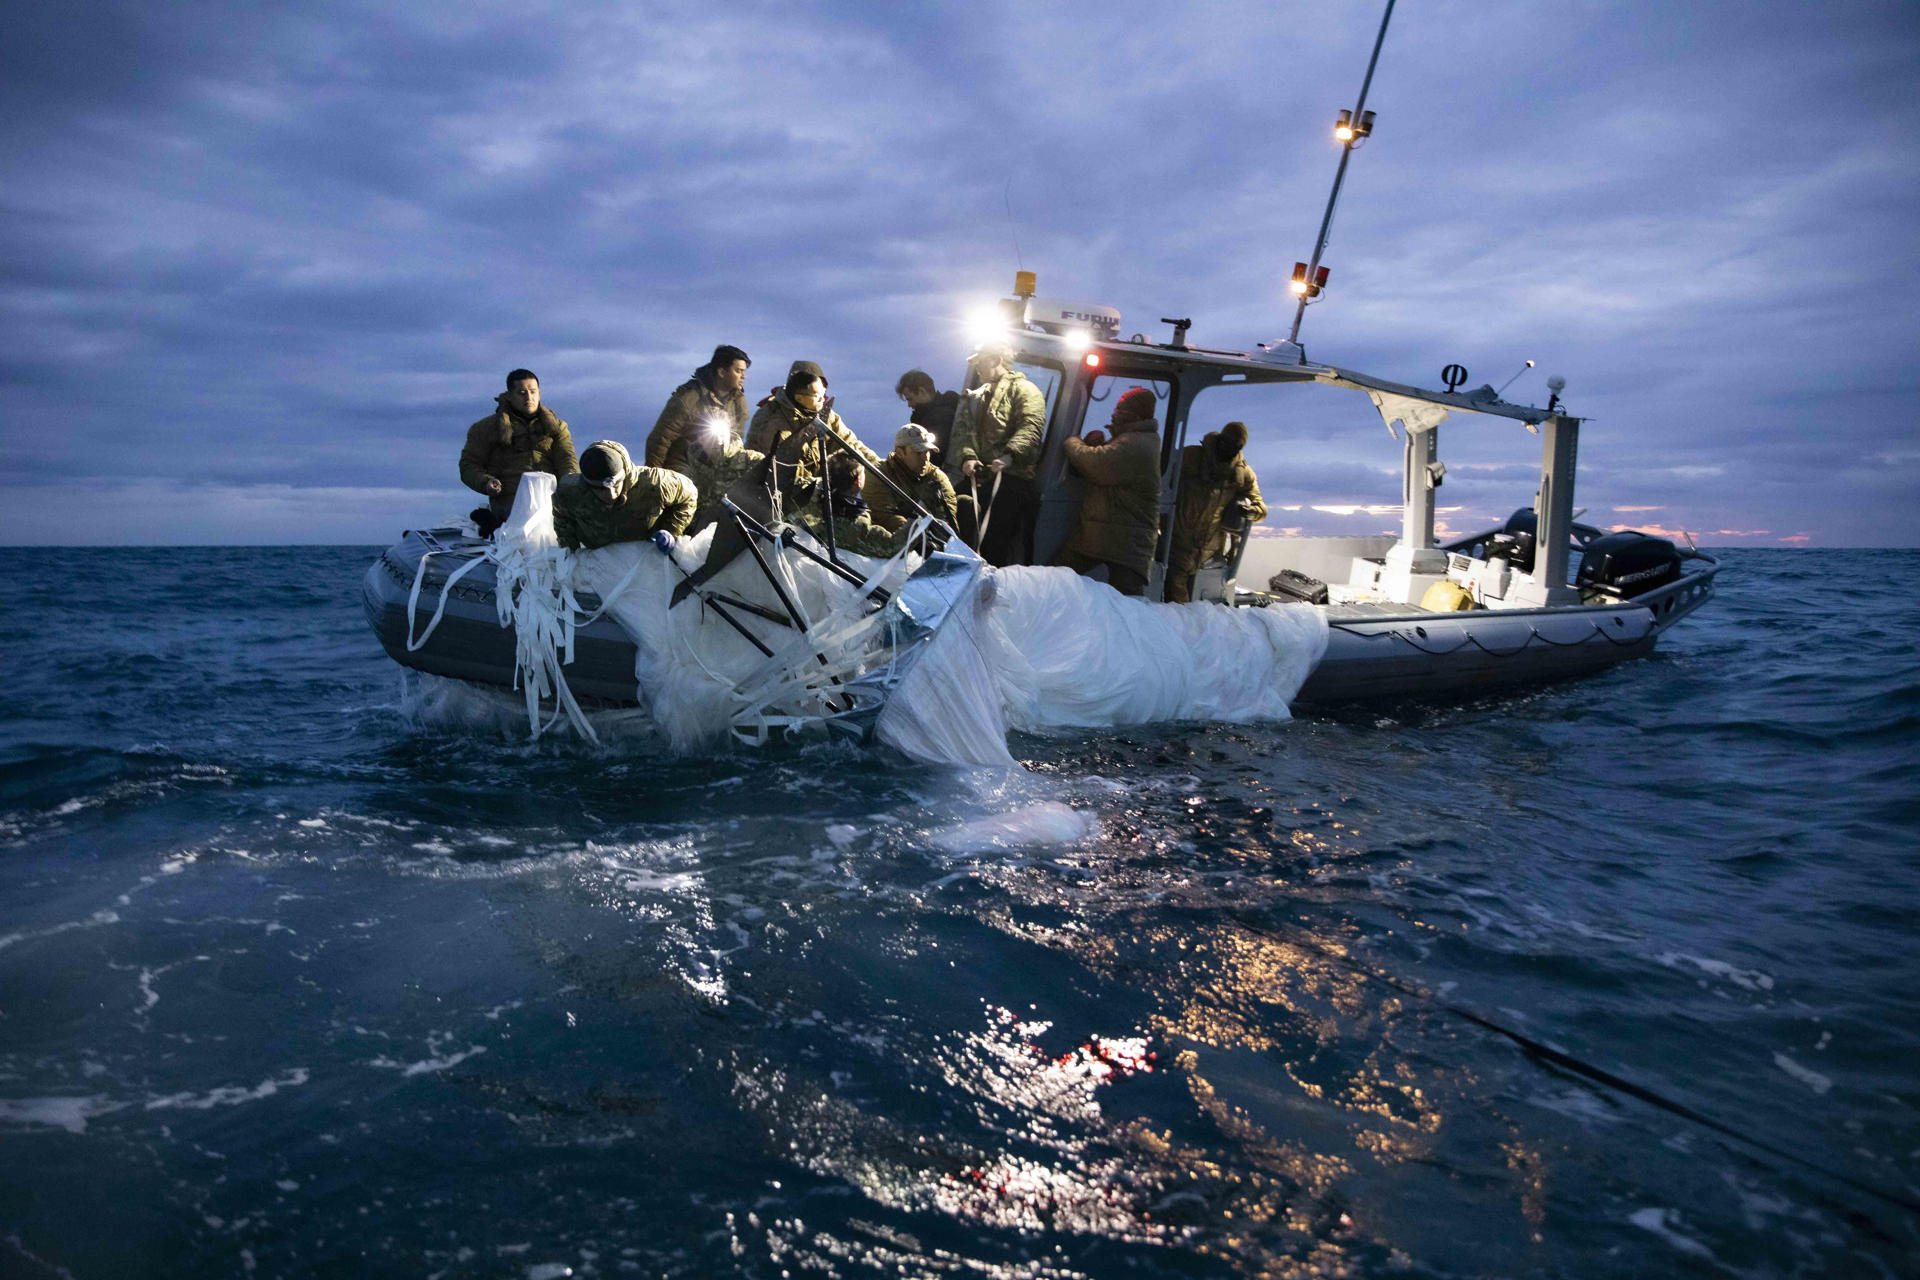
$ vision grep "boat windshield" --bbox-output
[1012,358,1062,430]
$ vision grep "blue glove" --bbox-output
[650,530,676,554]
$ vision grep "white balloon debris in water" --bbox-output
[931,802,1096,853]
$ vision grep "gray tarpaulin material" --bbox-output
[1366,390,1451,436]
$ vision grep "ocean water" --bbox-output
[1,544,1915,1278]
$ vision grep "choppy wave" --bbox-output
[0,546,1915,1277]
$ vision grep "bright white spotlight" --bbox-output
[965,305,1008,350]
[1061,328,1093,352]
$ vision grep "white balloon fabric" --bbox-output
[490,476,1329,765]
[881,566,1328,762]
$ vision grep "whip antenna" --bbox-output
[1287,0,1397,344]
[1004,175,1025,270]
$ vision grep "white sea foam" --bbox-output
[1654,951,1774,993]
[1772,1052,1832,1095]
[0,1095,117,1134]
[0,909,120,952]
[404,671,660,744]
[1627,1207,1718,1260]
[1525,1086,1620,1127]
[369,1045,487,1077]
[144,1068,310,1112]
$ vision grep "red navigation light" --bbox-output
[1084,352,1102,369]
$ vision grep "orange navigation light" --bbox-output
[1013,270,1037,298]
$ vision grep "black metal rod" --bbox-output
[710,592,796,628]
[703,597,775,658]
[725,507,856,712]
[661,552,775,657]
[723,498,889,601]
[730,509,810,632]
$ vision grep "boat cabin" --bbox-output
[964,275,1592,611]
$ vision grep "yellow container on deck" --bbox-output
[1421,580,1477,612]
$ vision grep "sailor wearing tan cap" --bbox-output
[867,423,957,545]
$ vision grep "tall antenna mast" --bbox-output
[1287,0,1397,344]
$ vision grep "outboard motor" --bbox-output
[1465,508,1538,572]
[1474,525,1536,575]
[1576,531,1682,599]
[1474,507,1604,573]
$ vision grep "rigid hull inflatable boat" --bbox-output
[366,0,1721,742]
[364,313,1722,732]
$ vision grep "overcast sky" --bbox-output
[3,0,1915,547]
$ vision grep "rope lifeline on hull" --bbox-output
[1327,613,1651,658]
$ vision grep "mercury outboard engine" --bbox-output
[1576,530,1682,599]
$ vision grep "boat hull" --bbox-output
[365,530,1714,712]
[1296,604,1653,704]
[362,530,641,704]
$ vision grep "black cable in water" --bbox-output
[1228,914,1920,1218]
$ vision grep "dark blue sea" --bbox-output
[2,546,1916,1278]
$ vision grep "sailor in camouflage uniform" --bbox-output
[644,344,751,473]
[949,343,1046,565]
[866,423,957,546]
[1166,421,1267,603]
[745,361,880,501]
[553,440,697,552]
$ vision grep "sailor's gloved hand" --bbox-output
[988,456,1010,473]
[484,476,503,495]
[650,530,676,554]
[1082,429,1108,446]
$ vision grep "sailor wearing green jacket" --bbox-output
[644,344,751,473]
[1166,421,1267,604]
[1057,388,1162,597]
[461,369,579,536]
[553,440,697,552]
[745,361,881,500]
[950,343,1046,566]
[866,424,958,543]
